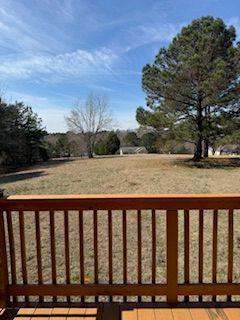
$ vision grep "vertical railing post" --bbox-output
[167,209,178,305]
[0,204,8,308]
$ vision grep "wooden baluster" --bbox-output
[167,210,178,305]
[50,211,57,302]
[35,211,43,303]
[93,210,98,302]
[198,209,204,302]
[227,209,234,302]
[212,209,218,302]
[0,211,8,307]
[184,210,189,302]
[19,211,28,302]
[123,210,127,303]
[137,210,142,303]
[152,209,156,303]
[79,210,85,302]
[108,210,113,302]
[64,210,70,303]
[6,211,17,303]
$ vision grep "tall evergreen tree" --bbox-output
[0,101,47,167]
[137,16,240,160]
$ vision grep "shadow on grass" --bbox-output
[0,158,76,175]
[174,157,240,169]
[38,158,76,169]
[0,170,48,184]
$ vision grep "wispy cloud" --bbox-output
[0,1,71,55]
[123,22,183,53]
[0,48,117,81]
[35,0,74,21]
[137,22,182,43]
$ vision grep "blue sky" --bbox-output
[0,0,240,132]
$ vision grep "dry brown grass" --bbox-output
[2,154,240,195]
[1,154,240,302]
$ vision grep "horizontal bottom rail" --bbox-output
[7,283,240,297]
[7,284,168,296]
[178,284,240,296]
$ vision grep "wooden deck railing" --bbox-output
[0,194,240,307]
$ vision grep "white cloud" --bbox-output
[0,48,117,80]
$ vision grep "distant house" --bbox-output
[119,146,148,155]
[209,144,240,156]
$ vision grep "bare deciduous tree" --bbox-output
[66,93,113,158]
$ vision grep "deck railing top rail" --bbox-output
[1,193,240,210]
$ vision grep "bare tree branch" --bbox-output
[66,93,113,158]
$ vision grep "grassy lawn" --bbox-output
[1,154,240,302]
[1,154,240,195]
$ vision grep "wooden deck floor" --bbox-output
[2,303,240,320]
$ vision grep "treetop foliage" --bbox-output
[94,131,120,155]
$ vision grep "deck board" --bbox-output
[189,308,210,320]
[224,308,240,319]
[122,309,138,320]
[67,307,86,320]
[2,304,240,320]
[137,308,155,320]
[171,308,192,320]
[154,308,173,320]
[207,308,236,319]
